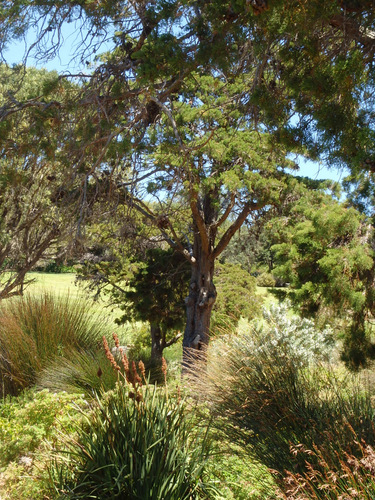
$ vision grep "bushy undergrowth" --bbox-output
[250,302,335,366]
[192,303,375,493]
[0,389,86,499]
[51,336,215,499]
[38,341,182,396]
[0,293,105,396]
[4,296,375,499]
[256,272,276,287]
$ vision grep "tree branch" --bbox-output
[165,332,183,348]
[213,193,236,229]
[212,201,266,260]
[0,98,61,121]
[0,225,59,300]
[120,188,195,264]
[329,14,375,48]
[190,192,210,255]
[149,96,187,152]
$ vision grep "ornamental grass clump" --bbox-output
[191,304,375,478]
[0,292,104,396]
[51,333,214,499]
[281,440,375,499]
[37,348,121,396]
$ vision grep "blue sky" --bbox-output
[291,156,348,183]
[4,21,109,72]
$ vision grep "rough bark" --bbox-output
[182,249,216,371]
[150,323,164,361]
[181,196,257,373]
[182,193,219,372]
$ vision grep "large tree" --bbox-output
[74,70,293,366]
[0,64,82,299]
[1,0,375,365]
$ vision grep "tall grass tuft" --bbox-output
[0,292,105,395]
[190,304,375,477]
[37,348,120,396]
[50,335,215,499]
[281,440,375,499]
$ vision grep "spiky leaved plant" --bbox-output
[51,333,215,499]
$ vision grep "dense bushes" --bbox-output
[37,348,120,395]
[211,262,262,332]
[35,260,76,273]
[0,293,105,395]
[256,272,276,287]
[3,291,375,499]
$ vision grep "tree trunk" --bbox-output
[182,245,217,372]
[150,323,164,361]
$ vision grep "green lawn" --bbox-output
[26,272,80,296]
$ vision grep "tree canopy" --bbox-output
[0,65,77,298]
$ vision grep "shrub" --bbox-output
[43,261,76,273]
[191,304,375,476]
[0,389,86,499]
[0,293,105,396]
[37,348,120,396]
[251,302,335,366]
[256,272,276,287]
[50,336,215,499]
[211,262,263,332]
[0,389,85,465]
[38,332,182,396]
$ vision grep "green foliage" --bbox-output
[0,389,84,465]
[37,348,120,396]
[220,177,332,281]
[0,64,82,299]
[270,189,375,368]
[38,334,180,394]
[0,293,105,395]
[36,260,76,273]
[115,247,189,332]
[211,262,262,332]
[256,272,276,288]
[193,303,374,477]
[0,389,85,499]
[52,380,215,499]
[2,1,375,359]
[80,245,190,360]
